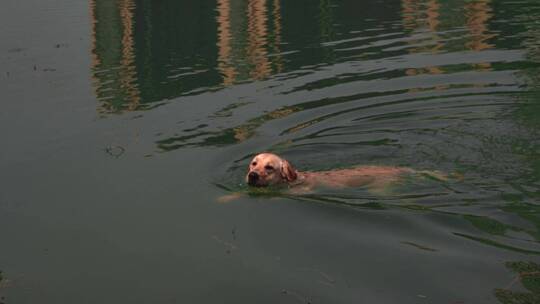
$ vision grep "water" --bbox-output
[1,0,540,303]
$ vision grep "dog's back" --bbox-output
[301,166,411,189]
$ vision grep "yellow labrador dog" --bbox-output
[246,152,419,192]
[218,152,447,202]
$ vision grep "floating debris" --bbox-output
[105,145,125,158]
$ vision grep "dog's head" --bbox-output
[246,153,297,187]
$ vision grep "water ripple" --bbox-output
[89,0,540,262]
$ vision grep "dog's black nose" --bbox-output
[248,172,259,184]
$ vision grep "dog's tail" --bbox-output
[406,169,463,182]
[415,170,449,181]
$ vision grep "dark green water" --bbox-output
[1,0,540,303]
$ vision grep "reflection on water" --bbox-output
[89,0,530,111]
[87,0,540,302]
[91,0,285,112]
[465,0,495,52]
[91,0,219,112]
[216,0,283,84]
[91,0,140,112]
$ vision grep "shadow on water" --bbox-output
[85,0,540,302]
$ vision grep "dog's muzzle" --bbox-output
[247,172,259,186]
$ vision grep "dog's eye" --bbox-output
[252,162,257,166]
[264,165,274,171]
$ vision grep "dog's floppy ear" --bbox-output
[280,159,297,182]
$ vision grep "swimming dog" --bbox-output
[245,152,426,193]
[217,152,449,202]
